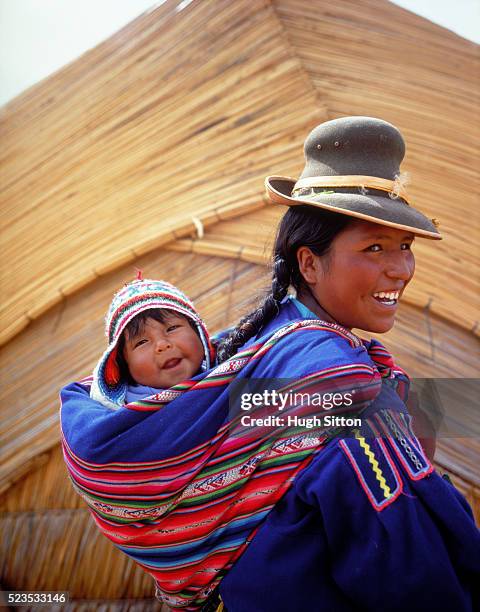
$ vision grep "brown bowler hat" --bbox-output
[265,116,441,239]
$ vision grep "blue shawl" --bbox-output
[61,302,408,610]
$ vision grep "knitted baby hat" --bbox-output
[90,278,214,409]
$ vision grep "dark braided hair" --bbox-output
[217,206,352,362]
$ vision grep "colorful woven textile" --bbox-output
[61,319,408,610]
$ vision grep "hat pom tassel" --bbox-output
[105,347,121,386]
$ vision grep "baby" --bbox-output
[90,276,214,409]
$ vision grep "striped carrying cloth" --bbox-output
[60,319,407,610]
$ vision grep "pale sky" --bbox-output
[0,0,478,108]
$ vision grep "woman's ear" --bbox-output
[296,246,320,284]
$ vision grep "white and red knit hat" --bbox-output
[90,276,214,408]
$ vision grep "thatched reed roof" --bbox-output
[1,0,478,348]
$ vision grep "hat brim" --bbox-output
[265,176,441,240]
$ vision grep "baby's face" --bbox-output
[122,314,204,389]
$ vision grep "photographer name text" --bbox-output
[240,414,361,428]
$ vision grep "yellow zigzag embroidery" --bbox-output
[354,430,391,498]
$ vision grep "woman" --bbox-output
[61,117,479,612]
[214,117,480,611]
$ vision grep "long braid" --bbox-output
[217,256,290,362]
[217,206,352,362]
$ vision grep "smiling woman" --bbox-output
[213,116,479,611]
[296,220,416,333]
[218,115,440,361]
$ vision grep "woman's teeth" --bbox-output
[373,290,399,305]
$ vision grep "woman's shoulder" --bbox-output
[268,296,361,341]
[258,298,373,370]
[242,328,374,391]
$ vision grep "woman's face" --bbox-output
[297,219,416,333]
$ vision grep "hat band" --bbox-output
[292,175,411,205]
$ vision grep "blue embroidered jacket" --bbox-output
[219,298,480,612]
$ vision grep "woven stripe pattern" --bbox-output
[62,319,409,610]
